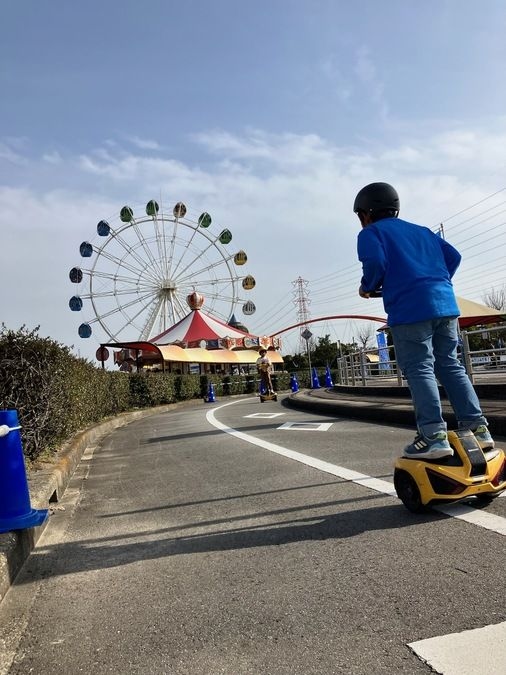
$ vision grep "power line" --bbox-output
[252,290,293,332]
[440,187,506,224]
[442,200,506,236]
[267,187,506,349]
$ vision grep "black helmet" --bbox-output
[353,182,400,215]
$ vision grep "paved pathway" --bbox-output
[1,395,505,674]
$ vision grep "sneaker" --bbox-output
[403,432,454,460]
[472,425,495,450]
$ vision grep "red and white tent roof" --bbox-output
[150,308,254,345]
[103,291,282,363]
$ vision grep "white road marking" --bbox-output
[206,402,396,498]
[206,400,506,536]
[81,445,97,462]
[436,502,506,535]
[244,413,285,419]
[206,401,506,671]
[408,620,506,674]
[278,422,333,431]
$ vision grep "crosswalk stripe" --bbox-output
[409,621,506,674]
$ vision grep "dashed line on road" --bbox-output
[244,413,285,419]
[278,422,333,431]
[206,400,506,537]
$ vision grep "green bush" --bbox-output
[245,374,256,393]
[199,374,209,398]
[146,372,177,405]
[0,326,291,463]
[129,373,153,407]
[222,375,232,395]
[0,326,131,461]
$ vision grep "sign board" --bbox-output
[96,346,110,361]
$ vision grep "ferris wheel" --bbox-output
[68,199,257,343]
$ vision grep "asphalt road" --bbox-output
[0,395,505,675]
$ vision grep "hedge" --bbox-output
[0,327,295,463]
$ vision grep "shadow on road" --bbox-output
[19,501,443,583]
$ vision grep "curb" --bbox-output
[0,402,190,605]
[286,390,416,427]
[286,389,506,436]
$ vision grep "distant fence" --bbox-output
[333,325,506,387]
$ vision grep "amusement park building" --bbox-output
[101,292,283,373]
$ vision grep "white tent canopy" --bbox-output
[456,296,505,328]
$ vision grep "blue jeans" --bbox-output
[390,317,487,438]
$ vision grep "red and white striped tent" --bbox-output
[149,291,279,352]
[150,307,257,348]
[105,291,282,370]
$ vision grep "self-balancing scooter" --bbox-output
[258,364,277,402]
[394,429,506,513]
[260,392,278,402]
[258,376,277,403]
[364,289,506,511]
[259,385,278,403]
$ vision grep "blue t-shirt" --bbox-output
[357,217,461,326]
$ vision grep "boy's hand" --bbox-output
[358,285,370,298]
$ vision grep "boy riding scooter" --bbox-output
[256,348,275,396]
[354,182,494,460]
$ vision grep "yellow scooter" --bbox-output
[363,290,506,512]
[394,429,506,513]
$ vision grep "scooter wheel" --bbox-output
[394,469,429,514]
[472,494,496,508]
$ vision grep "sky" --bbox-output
[1,0,506,363]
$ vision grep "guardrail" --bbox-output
[334,325,506,387]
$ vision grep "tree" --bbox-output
[312,335,339,367]
[355,324,376,350]
[282,352,308,371]
[482,286,506,311]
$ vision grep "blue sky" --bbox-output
[2,0,506,361]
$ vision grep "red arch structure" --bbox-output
[272,314,387,337]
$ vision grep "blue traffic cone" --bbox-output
[206,383,216,403]
[325,366,333,387]
[0,410,48,534]
[311,367,321,389]
[290,373,299,393]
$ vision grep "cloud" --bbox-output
[190,129,275,160]
[319,57,352,102]
[126,136,162,151]
[0,186,116,356]
[192,129,334,171]
[354,47,389,119]
[0,141,27,165]
[78,149,198,187]
[42,151,62,164]
[1,121,506,361]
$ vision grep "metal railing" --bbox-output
[334,325,506,387]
